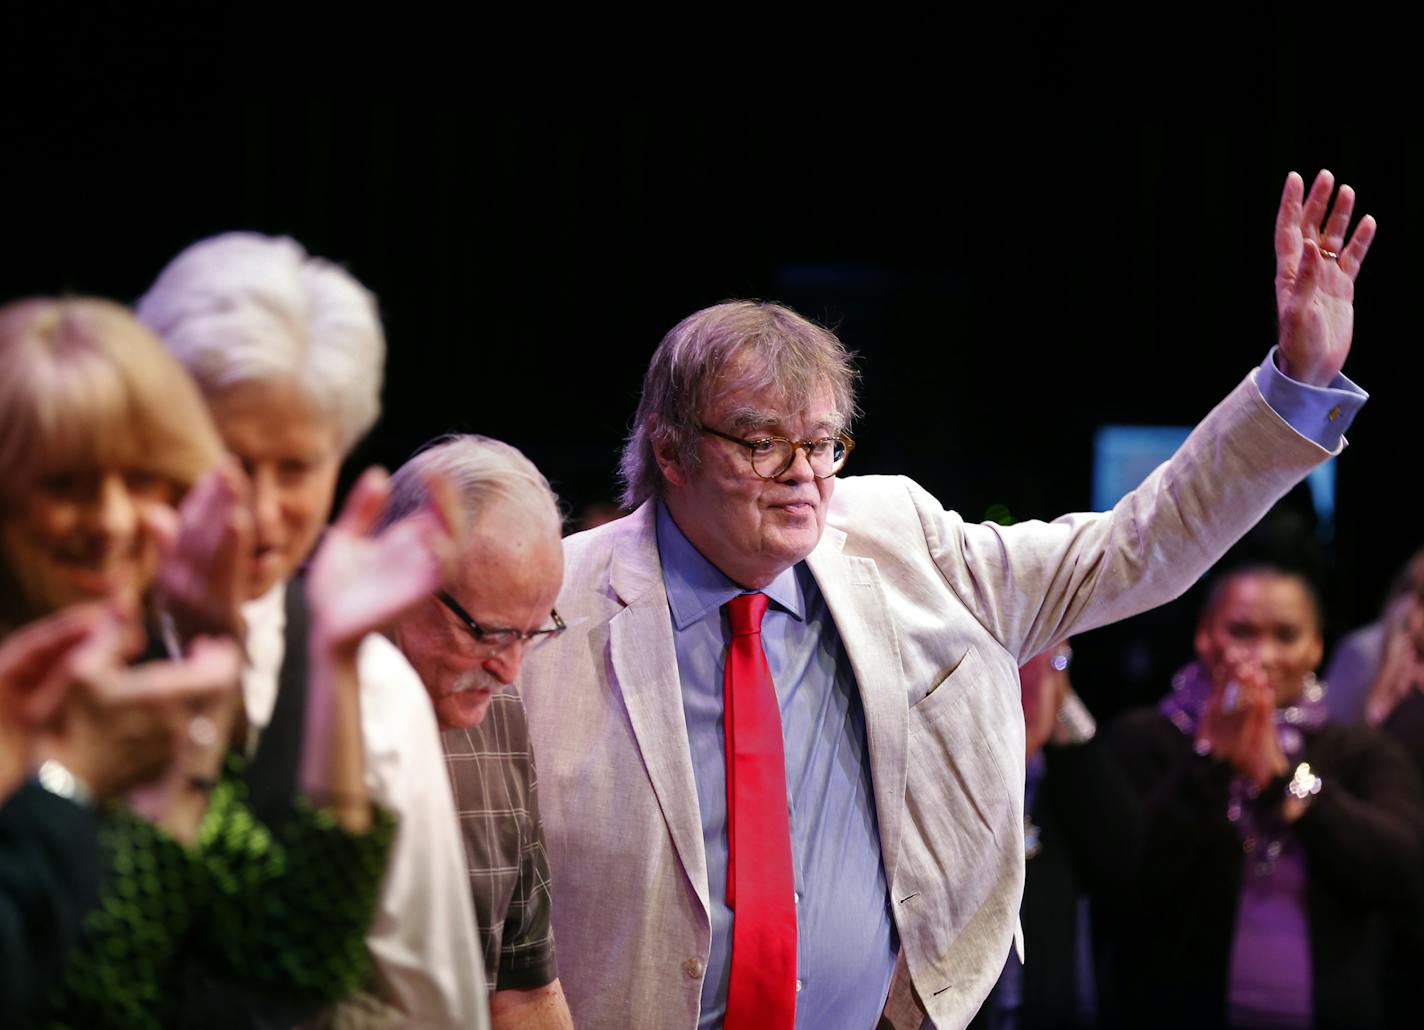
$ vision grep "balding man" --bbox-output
[380,435,573,1030]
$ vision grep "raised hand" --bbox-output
[297,466,457,834]
[151,460,253,642]
[1365,593,1424,726]
[1275,169,1377,386]
[305,466,458,656]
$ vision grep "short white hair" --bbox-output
[136,232,385,453]
[380,434,563,543]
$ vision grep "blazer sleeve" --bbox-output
[906,370,1334,664]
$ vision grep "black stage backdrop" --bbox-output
[1,20,1417,717]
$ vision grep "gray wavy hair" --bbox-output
[136,232,385,455]
[618,300,859,508]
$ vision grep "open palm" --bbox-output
[1275,169,1377,386]
[305,467,455,652]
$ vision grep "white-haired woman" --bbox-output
[0,298,446,1027]
[137,233,485,1026]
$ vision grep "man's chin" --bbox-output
[437,686,494,730]
[767,526,823,566]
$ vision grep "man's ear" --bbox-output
[650,419,689,489]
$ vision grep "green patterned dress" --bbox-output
[38,756,395,1029]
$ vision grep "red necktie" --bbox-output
[722,592,797,1030]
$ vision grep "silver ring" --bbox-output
[188,714,218,749]
[1319,247,1339,260]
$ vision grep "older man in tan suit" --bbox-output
[519,170,1376,1030]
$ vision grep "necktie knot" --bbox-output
[726,592,770,636]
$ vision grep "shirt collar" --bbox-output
[655,500,806,630]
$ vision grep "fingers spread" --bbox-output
[1339,213,1377,281]
[379,516,447,593]
[1321,182,1355,251]
[335,466,391,537]
[0,603,108,687]
[418,469,465,548]
[409,504,458,582]
[214,458,254,557]
[114,638,241,705]
[21,612,127,725]
[1300,168,1336,239]
[180,467,241,564]
[1275,171,1305,261]
[143,502,181,564]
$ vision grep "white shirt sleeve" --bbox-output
[355,634,490,1029]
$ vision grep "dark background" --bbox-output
[2,18,1417,717]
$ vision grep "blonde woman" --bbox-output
[0,298,448,1026]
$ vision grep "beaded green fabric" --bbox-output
[40,756,395,1029]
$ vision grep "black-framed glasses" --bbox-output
[437,590,566,653]
[698,425,855,480]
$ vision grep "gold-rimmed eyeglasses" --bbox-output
[698,425,855,480]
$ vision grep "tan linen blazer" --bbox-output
[520,371,1335,1030]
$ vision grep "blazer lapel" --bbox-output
[607,505,711,920]
[807,527,908,886]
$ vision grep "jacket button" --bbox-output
[684,958,704,979]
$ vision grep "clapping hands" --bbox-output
[0,601,239,807]
[1365,592,1424,726]
[1196,653,1289,791]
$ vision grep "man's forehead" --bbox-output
[450,525,563,621]
[459,508,563,573]
[705,383,843,431]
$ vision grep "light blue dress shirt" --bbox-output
[656,503,898,1030]
[656,352,1363,1030]
[1256,345,1367,451]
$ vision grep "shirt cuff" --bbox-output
[1258,346,1368,452]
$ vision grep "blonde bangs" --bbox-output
[0,298,222,500]
[108,324,224,490]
